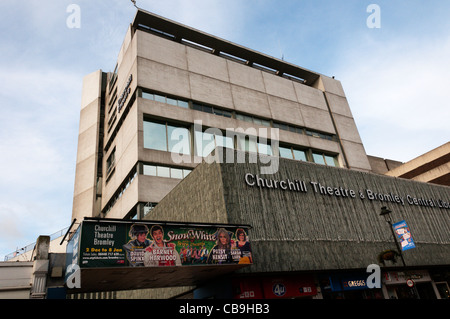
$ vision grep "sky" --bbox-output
[0,0,449,260]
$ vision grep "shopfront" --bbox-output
[382,270,439,299]
[232,274,317,299]
[318,272,383,299]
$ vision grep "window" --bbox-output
[273,122,303,134]
[142,90,189,109]
[193,103,232,118]
[278,146,306,161]
[194,129,234,157]
[106,148,116,176]
[279,146,294,159]
[293,149,307,161]
[143,121,166,151]
[313,152,338,167]
[306,130,333,141]
[236,113,270,127]
[143,120,191,155]
[238,135,273,155]
[143,164,192,179]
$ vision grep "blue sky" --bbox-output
[0,0,449,260]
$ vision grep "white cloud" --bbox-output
[335,34,450,162]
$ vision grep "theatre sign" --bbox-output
[244,173,450,210]
[66,218,253,270]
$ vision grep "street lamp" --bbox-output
[379,206,406,267]
[379,207,421,299]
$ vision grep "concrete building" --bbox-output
[72,9,371,224]
[67,9,450,300]
[139,149,450,299]
[384,142,450,187]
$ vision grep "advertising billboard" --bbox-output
[393,220,416,251]
[68,219,252,269]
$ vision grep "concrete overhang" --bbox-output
[131,9,321,85]
[68,264,249,294]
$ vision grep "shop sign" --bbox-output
[117,74,133,113]
[67,219,252,269]
[329,273,371,291]
[383,270,431,285]
[262,276,317,298]
[244,173,450,211]
[393,220,416,251]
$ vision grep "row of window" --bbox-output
[140,88,334,141]
[143,119,338,167]
[143,164,192,179]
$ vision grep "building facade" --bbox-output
[72,9,371,224]
[70,9,450,299]
[143,149,450,299]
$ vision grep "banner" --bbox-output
[73,220,252,268]
[393,220,416,251]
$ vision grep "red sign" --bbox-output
[233,275,317,299]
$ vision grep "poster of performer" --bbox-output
[123,224,151,266]
[75,220,252,268]
[144,225,182,266]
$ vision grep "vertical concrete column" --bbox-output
[29,236,50,299]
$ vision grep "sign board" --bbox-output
[393,220,416,251]
[66,219,252,269]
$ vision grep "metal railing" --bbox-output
[3,226,69,261]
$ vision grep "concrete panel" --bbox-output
[117,26,133,69]
[73,156,96,196]
[268,95,304,127]
[78,99,100,134]
[117,135,138,183]
[262,72,297,102]
[72,188,95,220]
[231,85,271,119]
[340,140,372,171]
[308,137,341,155]
[75,124,99,164]
[81,70,102,108]
[332,114,364,144]
[324,92,353,118]
[189,73,233,109]
[293,82,328,110]
[367,156,388,174]
[139,98,195,125]
[299,104,335,134]
[318,75,347,97]
[137,31,188,70]
[138,175,182,203]
[187,47,229,82]
[277,130,311,149]
[137,58,191,99]
[227,60,265,92]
